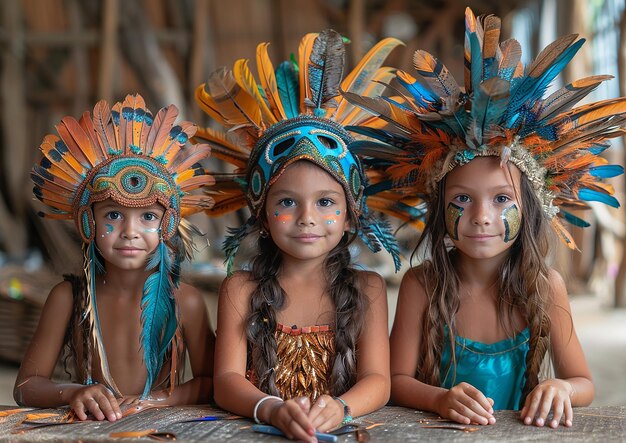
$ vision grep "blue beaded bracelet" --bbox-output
[333,396,352,425]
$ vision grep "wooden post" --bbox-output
[189,0,211,123]
[348,0,365,67]
[0,0,28,260]
[615,8,626,308]
[98,0,119,102]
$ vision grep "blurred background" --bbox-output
[0,0,625,407]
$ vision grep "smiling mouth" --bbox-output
[115,247,143,255]
[293,234,322,241]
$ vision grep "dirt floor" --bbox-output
[1,291,624,407]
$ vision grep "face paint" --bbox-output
[101,223,114,237]
[501,204,521,242]
[322,210,342,225]
[273,210,293,224]
[445,202,464,240]
[144,227,160,234]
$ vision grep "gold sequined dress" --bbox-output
[248,324,335,401]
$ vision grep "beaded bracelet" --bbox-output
[253,395,283,424]
[333,396,352,425]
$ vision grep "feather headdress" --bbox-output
[344,8,625,248]
[32,94,215,398]
[194,29,405,271]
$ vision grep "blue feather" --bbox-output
[396,75,437,108]
[276,61,299,119]
[140,240,177,399]
[560,210,591,227]
[505,39,585,128]
[587,143,610,155]
[578,188,620,208]
[589,165,624,178]
[357,210,401,272]
[381,96,413,112]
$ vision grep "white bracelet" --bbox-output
[253,395,283,424]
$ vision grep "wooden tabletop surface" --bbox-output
[1,404,624,442]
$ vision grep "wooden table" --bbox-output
[1,405,624,442]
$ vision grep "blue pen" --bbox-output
[252,424,338,442]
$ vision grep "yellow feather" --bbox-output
[233,58,277,126]
[298,33,318,113]
[256,42,287,121]
[341,67,395,125]
[335,37,403,119]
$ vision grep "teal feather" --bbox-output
[305,29,345,115]
[469,77,510,146]
[140,240,177,399]
[560,210,591,228]
[470,31,483,94]
[358,210,401,272]
[223,218,256,275]
[276,61,299,119]
[578,188,620,208]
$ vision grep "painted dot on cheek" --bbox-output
[336,210,340,215]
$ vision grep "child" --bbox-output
[194,30,403,441]
[15,94,216,421]
[344,8,625,429]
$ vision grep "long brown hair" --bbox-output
[414,166,552,403]
[246,216,367,397]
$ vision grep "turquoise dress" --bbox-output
[440,326,530,410]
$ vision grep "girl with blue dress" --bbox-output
[343,7,625,429]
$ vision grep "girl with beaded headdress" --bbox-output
[194,30,405,440]
[344,7,625,429]
[15,95,215,421]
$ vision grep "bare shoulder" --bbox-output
[547,268,568,304]
[545,268,573,317]
[397,264,429,311]
[44,280,75,311]
[174,282,206,311]
[219,271,255,296]
[218,270,257,311]
[355,270,386,300]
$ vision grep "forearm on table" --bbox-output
[14,376,86,407]
[339,373,390,417]
[391,374,446,413]
[155,375,213,406]
[214,372,269,417]
[565,376,594,407]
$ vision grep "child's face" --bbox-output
[93,200,164,270]
[443,156,523,261]
[264,161,350,263]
